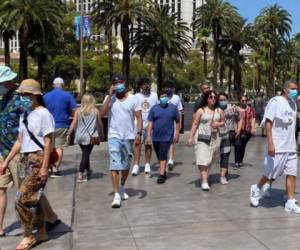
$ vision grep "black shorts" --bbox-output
[153,141,171,161]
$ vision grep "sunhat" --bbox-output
[16,79,42,95]
[0,66,17,84]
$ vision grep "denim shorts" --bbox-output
[108,138,134,171]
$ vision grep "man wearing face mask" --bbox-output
[250,79,300,213]
[146,90,180,184]
[163,80,183,170]
[132,77,158,176]
[101,74,142,208]
[0,66,60,237]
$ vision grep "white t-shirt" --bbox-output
[169,94,183,111]
[261,96,297,153]
[108,94,141,139]
[18,108,55,153]
[135,92,158,128]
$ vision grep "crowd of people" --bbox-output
[0,65,299,249]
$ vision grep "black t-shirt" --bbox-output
[194,95,203,113]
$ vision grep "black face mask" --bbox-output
[141,85,151,95]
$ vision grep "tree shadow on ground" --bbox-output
[188,173,240,188]
[150,172,181,180]
[57,168,76,177]
[89,172,106,180]
[258,188,287,208]
[108,188,147,199]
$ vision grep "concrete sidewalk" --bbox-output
[1,134,300,250]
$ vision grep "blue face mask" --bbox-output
[115,83,126,94]
[160,96,169,106]
[20,96,32,107]
[0,84,8,96]
[219,101,228,110]
[288,89,298,102]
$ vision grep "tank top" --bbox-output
[197,108,221,136]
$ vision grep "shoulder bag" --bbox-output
[80,111,100,145]
[197,109,215,144]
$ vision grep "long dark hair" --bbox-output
[199,90,219,109]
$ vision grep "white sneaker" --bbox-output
[283,194,298,204]
[167,159,174,171]
[201,182,210,191]
[119,186,129,200]
[220,177,228,185]
[262,183,271,198]
[250,184,261,207]
[144,163,151,174]
[131,165,139,176]
[111,193,121,208]
[285,199,300,213]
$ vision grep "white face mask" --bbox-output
[0,84,8,96]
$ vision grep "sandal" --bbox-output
[16,238,37,250]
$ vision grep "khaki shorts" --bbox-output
[0,154,22,189]
[54,128,68,148]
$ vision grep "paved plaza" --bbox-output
[1,133,300,250]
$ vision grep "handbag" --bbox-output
[197,109,215,144]
[23,112,58,165]
[80,111,100,145]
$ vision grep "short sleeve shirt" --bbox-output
[262,96,296,153]
[44,88,77,128]
[148,103,179,142]
[108,94,141,140]
[169,94,183,111]
[19,108,55,153]
[0,91,31,158]
[134,92,158,128]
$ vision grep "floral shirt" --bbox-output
[224,104,240,131]
[240,107,256,132]
[0,91,31,158]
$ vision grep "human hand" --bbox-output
[268,143,275,157]
[134,134,141,145]
[108,85,115,96]
[145,137,152,146]
[187,137,194,146]
[0,162,8,176]
[39,167,48,183]
[211,121,218,129]
[173,133,180,144]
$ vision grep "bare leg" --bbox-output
[55,148,63,171]
[257,176,269,189]
[0,188,7,235]
[220,167,227,178]
[199,165,209,183]
[169,143,175,161]
[133,143,142,166]
[286,175,296,200]
[111,171,120,193]
[121,170,129,186]
[145,145,152,164]
[159,160,167,175]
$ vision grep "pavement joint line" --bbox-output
[246,230,271,250]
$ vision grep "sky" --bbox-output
[227,0,300,36]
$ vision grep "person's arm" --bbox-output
[236,116,243,137]
[212,109,225,129]
[101,86,114,115]
[174,116,180,144]
[96,109,104,140]
[251,109,256,135]
[0,134,22,175]
[39,134,53,183]
[146,121,153,145]
[265,119,275,156]
[134,110,143,145]
[67,109,79,141]
[187,109,202,146]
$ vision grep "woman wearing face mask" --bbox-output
[0,79,54,250]
[218,93,243,184]
[188,90,225,191]
[234,95,256,168]
[146,90,180,184]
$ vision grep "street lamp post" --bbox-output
[80,0,84,97]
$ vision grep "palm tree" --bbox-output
[291,33,300,83]
[92,0,115,80]
[132,3,191,91]
[0,21,14,67]
[255,4,292,97]
[193,0,240,88]
[0,0,63,80]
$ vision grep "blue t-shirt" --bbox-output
[148,103,179,142]
[44,88,77,128]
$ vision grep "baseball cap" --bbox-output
[16,79,42,95]
[111,74,125,83]
[0,66,17,83]
[53,77,64,85]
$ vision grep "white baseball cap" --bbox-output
[53,77,64,85]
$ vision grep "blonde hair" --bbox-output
[80,94,96,115]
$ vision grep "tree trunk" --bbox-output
[257,64,261,93]
[228,65,232,95]
[267,48,275,98]
[296,64,300,84]
[3,31,10,67]
[19,26,28,81]
[202,40,208,79]
[106,18,114,80]
[121,21,130,85]
[212,25,220,89]
[37,57,44,88]
[156,47,164,92]
[233,46,242,99]
[219,63,224,87]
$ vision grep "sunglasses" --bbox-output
[208,95,217,99]
[241,100,247,103]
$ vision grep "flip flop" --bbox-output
[16,238,37,250]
